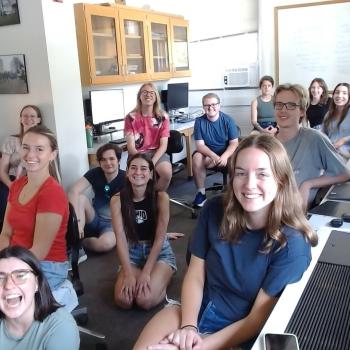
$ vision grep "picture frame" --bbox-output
[0,54,29,94]
[0,0,20,26]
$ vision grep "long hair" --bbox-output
[22,125,61,183]
[220,134,317,253]
[322,83,350,134]
[19,105,43,139]
[0,246,61,321]
[120,153,157,243]
[308,78,329,105]
[131,83,166,121]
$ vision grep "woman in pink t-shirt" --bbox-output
[0,125,69,292]
[124,83,172,191]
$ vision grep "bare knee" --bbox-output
[83,233,115,252]
[136,295,159,311]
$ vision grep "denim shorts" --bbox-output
[129,239,177,271]
[40,260,69,290]
[84,214,113,238]
[198,300,256,349]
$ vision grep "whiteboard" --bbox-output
[189,32,258,89]
[275,0,350,90]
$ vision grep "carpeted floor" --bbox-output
[77,169,223,349]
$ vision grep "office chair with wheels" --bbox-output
[204,125,241,193]
[167,130,197,218]
[66,203,107,349]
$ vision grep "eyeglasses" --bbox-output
[274,102,300,110]
[141,90,155,96]
[0,269,35,287]
[203,103,219,109]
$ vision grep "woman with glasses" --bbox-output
[251,75,278,134]
[134,134,317,350]
[306,78,331,129]
[0,246,79,349]
[0,125,77,309]
[124,83,172,191]
[321,83,350,160]
[274,83,349,209]
[110,153,176,310]
[0,105,43,231]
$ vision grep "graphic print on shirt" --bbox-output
[136,209,147,224]
[135,132,145,149]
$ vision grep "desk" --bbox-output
[87,120,195,177]
[252,211,350,349]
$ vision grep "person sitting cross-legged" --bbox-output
[192,93,239,207]
[69,143,125,253]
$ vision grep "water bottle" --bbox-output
[85,125,93,148]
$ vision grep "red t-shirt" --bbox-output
[7,176,68,262]
[124,111,170,152]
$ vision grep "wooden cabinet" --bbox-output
[74,3,190,86]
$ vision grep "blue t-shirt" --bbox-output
[84,167,125,219]
[194,112,238,155]
[190,195,312,321]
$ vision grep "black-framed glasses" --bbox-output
[203,103,219,109]
[104,184,111,199]
[0,269,35,287]
[274,102,300,110]
[141,90,155,96]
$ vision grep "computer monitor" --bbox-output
[166,82,189,112]
[90,89,125,134]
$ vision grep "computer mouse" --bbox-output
[329,218,343,228]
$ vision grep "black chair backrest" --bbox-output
[167,129,184,154]
[66,203,83,295]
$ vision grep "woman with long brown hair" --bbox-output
[134,134,317,350]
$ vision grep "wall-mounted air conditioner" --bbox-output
[223,63,259,88]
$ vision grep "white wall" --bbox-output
[0,0,88,189]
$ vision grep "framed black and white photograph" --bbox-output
[0,0,20,26]
[0,54,28,94]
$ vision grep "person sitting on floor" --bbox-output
[124,83,172,191]
[274,83,350,210]
[0,246,80,350]
[110,153,176,310]
[0,125,78,310]
[69,143,125,253]
[133,133,317,350]
[192,92,239,207]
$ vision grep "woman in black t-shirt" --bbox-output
[110,153,176,310]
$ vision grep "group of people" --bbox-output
[0,77,349,349]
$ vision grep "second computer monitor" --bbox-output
[166,82,189,112]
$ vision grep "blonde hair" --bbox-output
[221,133,317,252]
[132,83,165,119]
[23,125,61,183]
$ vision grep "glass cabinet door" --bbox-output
[123,19,146,75]
[171,18,190,76]
[91,15,119,77]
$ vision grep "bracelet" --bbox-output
[180,325,198,333]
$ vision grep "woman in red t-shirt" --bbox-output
[124,83,172,191]
[0,125,69,292]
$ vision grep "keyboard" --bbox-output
[109,137,126,145]
[176,117,196,123]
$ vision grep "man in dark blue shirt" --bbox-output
[192,93,239,207]
[69,143,125,253]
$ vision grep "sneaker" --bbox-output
[192,192,207,208]
[68,248,87,271]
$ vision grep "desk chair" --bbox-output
[204,125,241,193]
[167,130,197,218]
[67,203,107,349]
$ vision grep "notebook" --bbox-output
[326,182,350,201]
